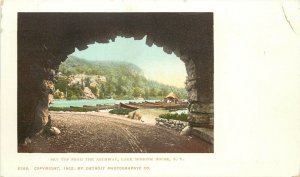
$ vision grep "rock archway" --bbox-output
[18,13,213,144]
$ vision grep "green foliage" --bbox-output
[109,108,134,115]
[66,84,84,100]
[158,113,188,121]
[54,76,68,93]
[55,56,188,100]
[49,107,89,112]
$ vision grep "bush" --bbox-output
[109,108,134,115]
[49,107,89,112]
[159,113,188,121]
[69,107,88,112]
[49,107,68,111]
[70,95,78,100]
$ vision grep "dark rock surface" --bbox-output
[18,13,214,144]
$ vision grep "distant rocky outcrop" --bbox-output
[53,89,65,99]
[83,87,96,99]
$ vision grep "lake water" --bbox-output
[50,99,188,114]
[50,99,159,107]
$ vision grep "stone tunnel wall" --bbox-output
[17,13,214,144]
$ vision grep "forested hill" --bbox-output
[54,56,187,100]
[59,56,144,77]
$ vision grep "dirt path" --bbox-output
[19,112,213,153]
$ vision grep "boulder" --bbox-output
[49,127,61,135]
[134,112,142,120]
[24,137,32,145]
[158,122,164,126]
[180,126,191,136]
[128,111,135,119]
[127,111,142,120]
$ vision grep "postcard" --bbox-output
[0,0,299,177]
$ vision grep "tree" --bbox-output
[132,87,144,97]
[149,88,158,97]
[56,56,188,100]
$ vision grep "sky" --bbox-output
[69,36,187,88]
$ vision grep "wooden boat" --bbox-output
[70,106,82,108]
[69,101,188,111]
[119,101,188,110]
[82,104,117,110]
[120,103,139,110]
[145,101,156,104]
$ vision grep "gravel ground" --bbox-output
[19,111,213,153]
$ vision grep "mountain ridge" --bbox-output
[54,56,187,100]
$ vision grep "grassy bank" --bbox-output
[159,113,188,122]
[108,108,134,115]
[49,107,89,112]
[49,107,188,122]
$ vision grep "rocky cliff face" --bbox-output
[83,87,97,99]
[53,89,65,99]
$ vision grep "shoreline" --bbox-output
[20,111,212,153]
[50,111,158,126]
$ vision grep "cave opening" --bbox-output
[18,13,214,150]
